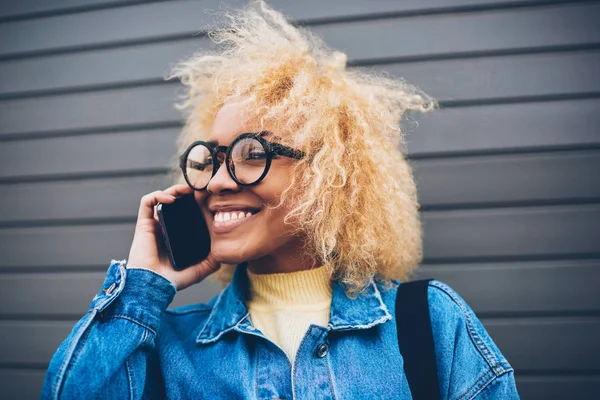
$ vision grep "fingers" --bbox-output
[137,185,193,222]
[163,184,194,197]
[137,191,177,221]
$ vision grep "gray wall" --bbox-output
[0,0,599,398]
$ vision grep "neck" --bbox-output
[246,237,319,275]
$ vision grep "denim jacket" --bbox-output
[41,259,520,399]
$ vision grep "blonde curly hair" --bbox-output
[165,0,436,297]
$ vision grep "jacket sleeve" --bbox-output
[41,259,177,400]
[428,280,520,400]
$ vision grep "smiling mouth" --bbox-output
[212,209,261,233]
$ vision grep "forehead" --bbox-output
[207,103,284,146]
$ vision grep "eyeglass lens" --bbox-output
[185,137,268,189]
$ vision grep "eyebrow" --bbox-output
[206,131,280,147]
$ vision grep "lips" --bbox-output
[208,204,262,214]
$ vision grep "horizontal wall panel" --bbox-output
[0,320,76,366]
[0,175,173,223]
[1,204,597,269]
[0,1,220,57]
[0,85,180,137]
[0,268,224,318]
[1,150,598,223]
[312,3,600,62]
[0,369,45,400]
[405,98,600,156]
[3,40,600,101]
[0,0,154,19]
[0,39,203,95]
[264,0,589,21]
[0,128,178,180]
[421,204,600,262]
[516,376,600,400]
[413,150,600,208]
[0,223,135,269]
[0,0,576,24]
[2,259,598,318]
[0,0,571,22]
[1,317,597,372]
[417,259,600,316]
[385,50,600,104]
[484,316,600,372]
[2,2,599,58]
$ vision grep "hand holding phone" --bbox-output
[157,193,211,271]
[126,184,219,292]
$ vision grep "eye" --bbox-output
[187,159,206,171]
[246,151,266,160]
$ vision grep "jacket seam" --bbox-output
[165,307,213,316]
[291,326,318,400]
[255,342,259,400]
[324,348,336,400]
[131,329,150,399]
[429,281,503,373]
[463,368,513,400]
[104,313,158,336]
[456,368,495,400]
[126,356,135,400]
[68,318,95,368]
[51,310,96,399]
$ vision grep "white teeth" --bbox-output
[214,210,257,223]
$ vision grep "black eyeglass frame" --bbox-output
[179,132,305,190]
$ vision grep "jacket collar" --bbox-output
[196,261,392,344]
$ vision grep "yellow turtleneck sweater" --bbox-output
[245,264,332,364]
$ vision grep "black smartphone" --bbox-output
[157,193,211,271]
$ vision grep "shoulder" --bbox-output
[427,279,516,399]
[379,278,518,399]
[426,280,510,369]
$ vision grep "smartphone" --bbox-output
[157,193,211,271]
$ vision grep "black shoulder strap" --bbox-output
[395,279,440,400]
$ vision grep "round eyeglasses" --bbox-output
[179,132,305,190]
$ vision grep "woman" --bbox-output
[42,1,519,399]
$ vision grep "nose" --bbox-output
[206,156,240,195]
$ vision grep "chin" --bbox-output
[210,242,255,265]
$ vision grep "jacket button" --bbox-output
[316,342,329,358]
[103,282,117,295]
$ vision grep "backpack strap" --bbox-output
[395,279,440,400]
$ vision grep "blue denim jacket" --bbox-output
[42,259,519,399]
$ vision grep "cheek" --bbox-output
[195,191,211,223]
[258,194,302,240]
[259,165,297,203]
